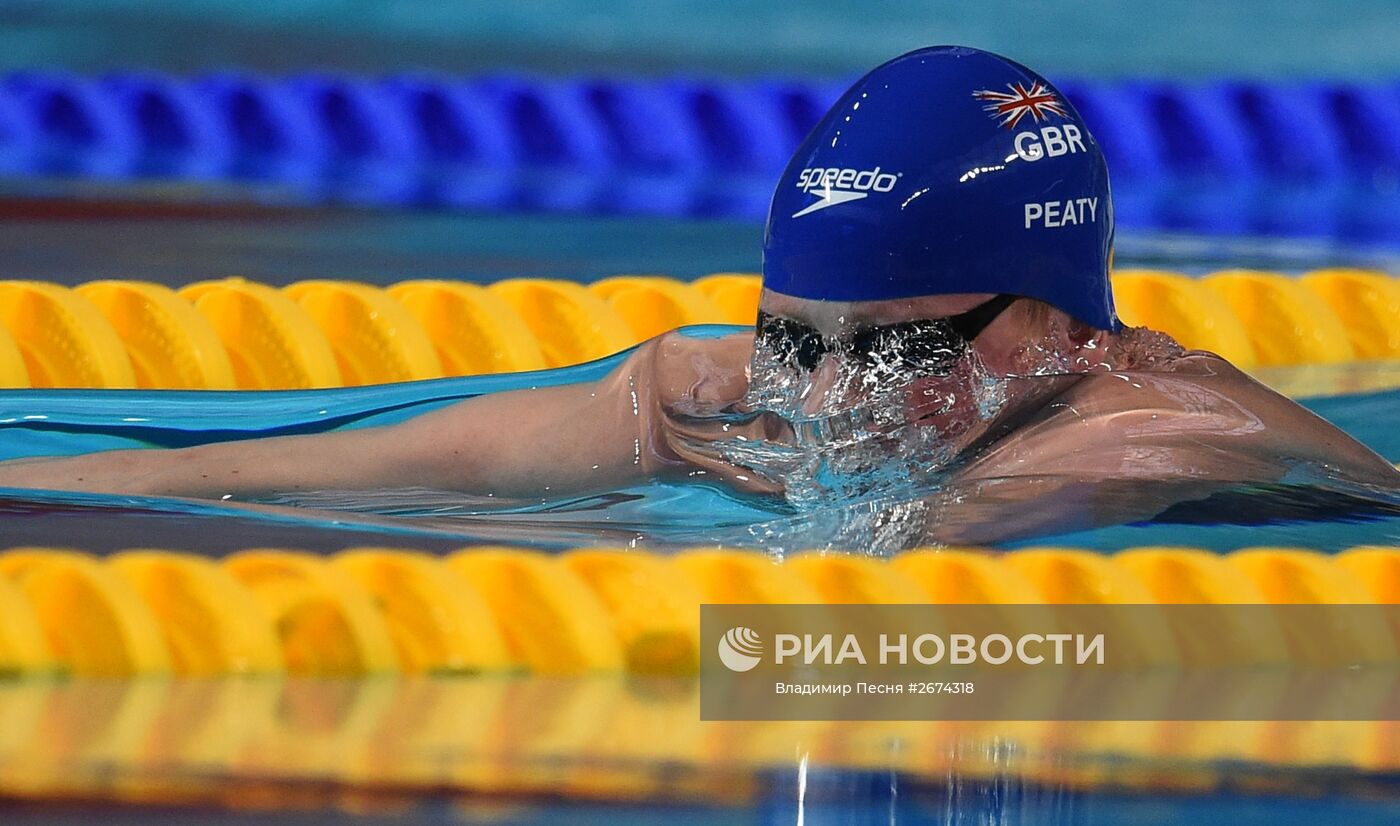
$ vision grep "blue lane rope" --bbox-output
[2,69,1400,242]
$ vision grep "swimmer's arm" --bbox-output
[0,331,756,499]
[1243,391,1400,488]
[0,426,440,499]
[399,329,758,496]
[0,375,660,499]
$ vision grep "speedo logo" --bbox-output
[792,166,900,218]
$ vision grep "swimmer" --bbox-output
[1,46,1396,546]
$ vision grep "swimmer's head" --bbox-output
[737,46,1119,504]
[762,45,1118,332]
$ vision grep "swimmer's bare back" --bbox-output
[963,352,1396,486]
[928,352,1400,543]
[0,331,760,500]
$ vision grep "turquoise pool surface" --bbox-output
[8,0,1400,78]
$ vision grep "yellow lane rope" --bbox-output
[0,269,1393,388]
[0,544,1393,678]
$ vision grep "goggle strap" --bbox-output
[944,294,1020,341]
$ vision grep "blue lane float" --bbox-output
[100,71,232,180]
[194,70,329,186]
[2,69,1400,242]
[4,70,142,179]
[575,76,705,215]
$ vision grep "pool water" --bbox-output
[0,212,1396,824]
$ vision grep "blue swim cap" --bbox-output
[763,46,1119,331]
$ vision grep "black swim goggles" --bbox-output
[756,294,1019,374]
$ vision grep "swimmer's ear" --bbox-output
[1067,319,1096,345]
[1067,321,1112,371]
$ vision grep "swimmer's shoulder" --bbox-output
[970,351,1283,482]
[1044,349,1271,430]
[1068,348,1394,472]
[1163,350,1250,377]
[1070,349,1252,396]
[1150,349,1289,401]
[651,328,754,366]
[643,329,754,409]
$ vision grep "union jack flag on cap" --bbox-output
[973,82,1069,129]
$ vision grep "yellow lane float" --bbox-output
[588,275,726,342]
[0,281,136,388]
[561,548,703,674]
[0,544,1391,676]
[1299,268,1400,360]
[181,277,342,389]
[446,547,623,673]
[333,548,511,674]
[488,278,636,367]
[388,279,547,375]
[108,550,284,676]
[1204,270,1354,365]
[1111,269,1256,366]
[0,268,1392,388]
[693,272,762,325]
[224,550,400,675]
[0,319,30,388]
[284,280,444,385]
[0,549,168,675]
[76,280,237,389]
